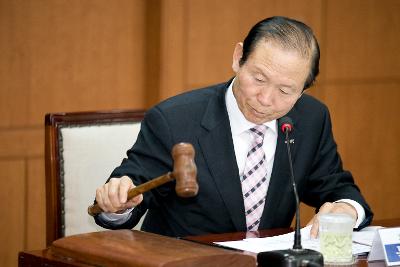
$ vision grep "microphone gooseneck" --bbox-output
[257,116,324,267]
[280,117,301,250]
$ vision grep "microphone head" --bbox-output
[279,116,293,133]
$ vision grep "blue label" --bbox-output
[384,243,400,263]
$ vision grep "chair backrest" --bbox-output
[45,109,145,246]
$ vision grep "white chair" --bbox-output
[45,110,145,246]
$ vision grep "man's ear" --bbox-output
[232,42,243,73]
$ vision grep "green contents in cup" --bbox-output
[320,231,352,263]
[319,213,355,264]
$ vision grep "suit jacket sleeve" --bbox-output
[299,104,373,229]
[95,106,175,229]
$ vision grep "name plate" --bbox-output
[368,227,400,266]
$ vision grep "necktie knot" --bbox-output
[249,125,267,143]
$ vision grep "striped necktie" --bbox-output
[241,125,268,231]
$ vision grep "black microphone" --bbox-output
[257,116,323,267]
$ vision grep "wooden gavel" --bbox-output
[88,142,198,216]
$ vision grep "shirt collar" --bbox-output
[225,78,277,136]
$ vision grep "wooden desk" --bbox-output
[19,219,398,267]
[19,230,255,267]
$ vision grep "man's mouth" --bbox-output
[249,105,267,117]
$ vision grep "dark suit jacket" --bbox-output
[95,80,373,237]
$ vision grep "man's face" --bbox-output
[232,40,310,124]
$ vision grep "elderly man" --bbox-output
[93,16,373,238]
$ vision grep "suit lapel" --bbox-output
[198,84,247,232]
[196,83,305,231]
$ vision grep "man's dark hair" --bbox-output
[239,16,320,90]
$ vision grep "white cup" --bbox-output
[319,213,355,264]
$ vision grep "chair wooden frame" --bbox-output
[45,109,146,246]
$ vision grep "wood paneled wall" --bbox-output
[1,1,399,266]
[0,1,146,266]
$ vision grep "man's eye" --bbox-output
[280,88,289,95]
[254,77,264,82]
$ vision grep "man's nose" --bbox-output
[257,86,275,106]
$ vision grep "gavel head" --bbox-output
[171,143,198,197]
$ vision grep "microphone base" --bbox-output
[257,248,323,267]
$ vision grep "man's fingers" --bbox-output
[95,177,127,213]
[119,176,143,208]
[95,176,143,213]
[318,202,334,213]
[100,183,117,212]
[118,176,134,203]
[309,215,319,238]
[308,202,333,238]
[108,178,122,209]
[126,194,143,207]
[95,187,105,210]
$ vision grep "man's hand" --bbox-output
[95,176,143,213]
[307,202,357,238]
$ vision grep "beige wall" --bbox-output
[1,0,399,266]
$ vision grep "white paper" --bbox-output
[352,226,382,246]
[214,225,371,255]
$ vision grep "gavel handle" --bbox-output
[87,172,174,216]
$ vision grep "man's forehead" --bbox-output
[249,41,311,70]
[247,41,311,88]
